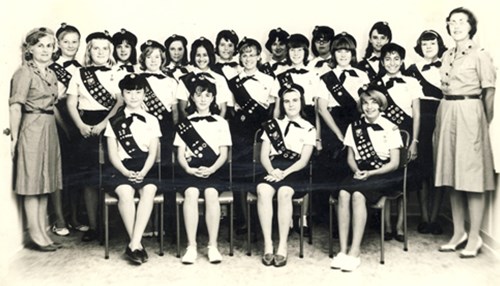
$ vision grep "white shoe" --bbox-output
[341,255,361,272]
[52,225,70,236]
[330,252,348,269]
[181,246,197,264]
[208,246,222,264]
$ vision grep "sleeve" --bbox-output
[103,121,115,138]
[9,66,31,106]
[408,77,424,100]
[215,76,232,105]
[315,79,331,102]
[359,70,371,85]
[169,77,178,104]
[386,126,403,149]
[477,49,497,89]
[150,117,162,138]
[260,130,270,142]
[343,124,355,148]
[66,69,80,97]
[270,78,281,99]
[303,127,317,146]
[219,120,232,146]
[173,132,185,148]
[175,79,189,101]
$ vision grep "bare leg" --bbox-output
[50,190,67,228]
[204,188,221,247]
[115,185,136,239]
[348,192,367,257]
[183,187,199,247]
[337,190,351,254]
[446,190,467,245]
[257,183,275,254]
[130,184,157,250]
[24,196,48,246]
[38,195,53,244]
[463,192,485,251]
[83,186,98,230]
[276,186,294,257]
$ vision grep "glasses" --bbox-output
[314,39,330,45]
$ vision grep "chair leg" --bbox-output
[299,203,304,259]
[308,194,313,245]
[246,200,251,256]
[403,197,408,251]
[176,203,181,258]
[159,201,164,256]
[329,201,333,258]
[104,204,109,259]
[380,208,385,265]
[229,202,234,256]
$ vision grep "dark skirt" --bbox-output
[73,110,109,187]
[174,157,230,194]
[104,157,159,197]
[332,169,404,204]
[416,99,439,179]
[253,157,309,198]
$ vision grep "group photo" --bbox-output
[1,0,499,285]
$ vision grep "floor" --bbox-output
[3,212,500,286]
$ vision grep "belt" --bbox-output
[444,95,481,100]
[23,110,54,114]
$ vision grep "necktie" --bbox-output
[143,73,166,79]
[215,62,239,68]
[168,65,189,74]
[190,115,217,122]
[287,68,308,75]
[422,61,442,71]
[239,75,257,85]
[87,66,111,72]
[130,113,146,123]
[362,121,383,131]
[63,60,81,68]
[314,59,329,68]
[386,77,406,89]
[120,65,135,72]
[284,121,302,136]
[368,56,380,62]
[339,69,359,83]
[271,61,287,70]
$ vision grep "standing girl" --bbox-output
[163,34,190,81]
[10,27,62,251]
[436,7,496,258]
[111,29,139,73]
[357,22,392,81]
[66,31,123,242]
[405,30,447,235]
[259,28,290,78]
[256,84,316,267]
[176,37,232,119]
[174,74,232,264]
[308,25,335,77]
[213,29,240,81]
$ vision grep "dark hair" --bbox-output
[111,29,138,65]
[164,34,188,66]
[330,32,358,67]
[278,84,306,119]
[215,30,239,56]
[446,7,478,38]
[119,73,148,91]
[23,27,55,62]
[285,34,309,65]
[53,23,81,60]
[138,40,166,71]
[357,86,388,113]
[186,75,220,115]
[265,27,289,52]
[363,21,392,58]
[311,25,335,57]
[190,38,216,69]
[380,43,406,73]
[414,30,447,58]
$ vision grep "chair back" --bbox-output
[252,129,264,183]
[398,129,411,169]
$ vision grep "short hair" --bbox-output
[215,30,239,56]
[278,84,306,119]
[357,87,388,113]
[446,7,478,38]
[111,29,138,65]
[186,74,220,115]
[138,41,166,71]
[311,25,335,57]
[53,23,80,60]
[380,42,406,60]
[285,34,310,65]
[190,37,216,68]
[265,28,289,52]
[413,30,447,58]
[164,34,189,66]
[119,73,148,91]
[330,32,358,67]
[363,21,392,58]
[83,38,115,68]
[23,27,55,62]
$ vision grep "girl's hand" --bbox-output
[316,140,323,152]
[78,124,93,138]
[270,168,285,180]
[189,167,206,178]
[353,170,368,181]
[90,121,107,136]
[135,171,145,183]
[198,166,213,178]
[264,174,282,182]
[408,141,418,161]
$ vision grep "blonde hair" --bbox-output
[83,39,115,67]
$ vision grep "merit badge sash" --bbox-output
[109,109,148,159]
[143,81,169,121]
[405,65,443,99]
[176,118,218,164]
[351,120,388,170]
[373,80,412,128]
[49,62,73,88]
[80,68,116,109]
[228,75,267,122]
[258,62,276,79]
[262,119,301,161]
[320,71,357,108]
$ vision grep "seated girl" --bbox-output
[256,84,316,267]
[173,74,232,264]
[330,86,402,272]
[104,73,162,265]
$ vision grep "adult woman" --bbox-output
[256,84,315,267]
[66,31,123,242]
[435,7,496,258]
[10,27,62,251]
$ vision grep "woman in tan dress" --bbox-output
[435,7,496,258]
[9,27,63,251]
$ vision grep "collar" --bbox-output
[383,72,403,82]
[124,107,147,118]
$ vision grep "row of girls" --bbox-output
[10,6,495,271]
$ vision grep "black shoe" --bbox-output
[395,233,405,242]
[81,229,98,242]
[429,222,443,235]
[235,226,247,236]
[31,243,57,252]
[273,254,287,267]
[140,245,149,263]
[384,231,394,241]
[262,253,274,266]
[125,246,142,265]
[417,222,431,234]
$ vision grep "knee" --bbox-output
[257,184,275,201]
[338,190,351,203]
[352,192,366,205]
[115,186,135,203]
[204,188,219,205]
[277,187,294,201]
[184,187,200,202]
